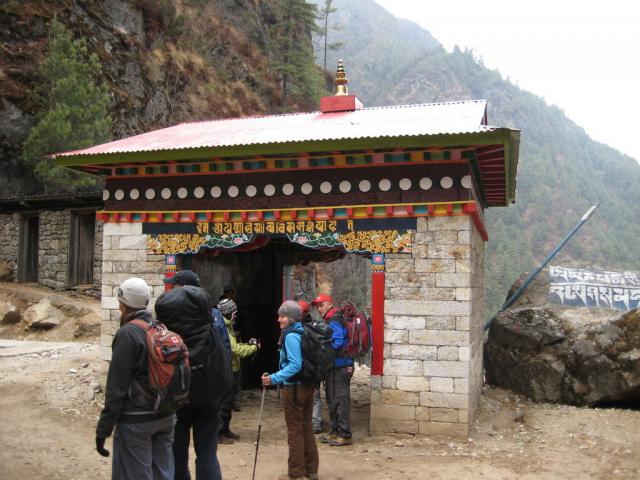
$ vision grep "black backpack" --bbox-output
[155,286,233,406]
[284,321,335,384]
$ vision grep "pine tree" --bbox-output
[316,0,344,71]
[269,0,327,110]
[21,19,111,193]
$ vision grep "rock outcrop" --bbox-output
[485,271,640,406]
[23,297,65,330]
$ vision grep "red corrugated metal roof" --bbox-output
[55,100,492,157]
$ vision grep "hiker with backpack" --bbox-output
[157,270,233,480]
[311,294,354,447]
[217,298,260,444]
[96,277,180,480]
[261,300,320,480]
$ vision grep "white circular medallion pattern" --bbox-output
[419,177,432,190]
[211,186,222,198]
[102,190,110,201]
[246,185,257,197]
[145,188,156,200]
[440,176,453,189]
[114,189,125,201]
[177,187,188,199]
[129,188,140,200]
[161,188,172,199]
[339,181,351,193]
[320,181,332,193]
[301,182,313,195]
[461,175,472,189]
[228,186,239,198]
[282,183,294,195]
[194,187,205,199]
[378,178,391,191]
[264,184,276,196]
[399,178,412,191]
[359,179,371,192]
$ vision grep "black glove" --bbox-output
[96,436,110,457]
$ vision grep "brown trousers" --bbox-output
[282,383,319,477]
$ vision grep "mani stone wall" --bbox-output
[39,211,71,289]
[0,213,20,279]
[100,222,164,361]
[370,215,485,438]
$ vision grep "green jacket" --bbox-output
[225,316,257,372]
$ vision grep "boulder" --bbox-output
[0,261,12,281]
[0,300,21,324]
[485,306,640,406]
[23,298,65,330]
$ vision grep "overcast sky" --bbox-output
[374,0,640,162]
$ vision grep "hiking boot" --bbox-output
[328,436,352,446]
[305,474,319,480]
[312,426,322,434]
[218,435,234,445]
[278,475,304,480]
[220,429,240,440]
[319,433,336,444]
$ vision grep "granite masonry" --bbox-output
[370,215,484,438]
[0,210,102,291]
[99,222,164,360]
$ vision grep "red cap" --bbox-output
[297,300,310,314]
[311,294,333,305]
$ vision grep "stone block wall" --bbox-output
[40,211,71,289]
[371,215,484,438]
[100,222,165,360]
[0,213,20,279]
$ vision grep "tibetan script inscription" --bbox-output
[197,220,338,236]
[548,266,640,310]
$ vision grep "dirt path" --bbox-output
[0,341,638,480]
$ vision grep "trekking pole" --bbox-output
[252,374,268,480]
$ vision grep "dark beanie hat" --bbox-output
[278,300,302,323]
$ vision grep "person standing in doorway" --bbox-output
[311,294,354,446]
[96,277,176,480]
[262,301,319,480]
[219,285,242,412]
[217,298,260,444]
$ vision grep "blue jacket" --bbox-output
[211,308,231,360]
[270,322,304,386]
[325,309,353,368]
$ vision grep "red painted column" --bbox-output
[371,253,385,375]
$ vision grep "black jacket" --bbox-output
[95,310,171,438]
[155,285,212,357]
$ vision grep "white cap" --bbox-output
[117,277,151,309]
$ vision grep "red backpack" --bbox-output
[131,319,191,412]
[340,301,371,360]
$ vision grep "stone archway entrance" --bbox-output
[58,74,520,437]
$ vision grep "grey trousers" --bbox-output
[112,414,176,480]
[312,387,323,430]
[326,367,353,438]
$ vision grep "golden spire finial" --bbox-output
[334,59,349,96]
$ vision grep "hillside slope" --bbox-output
[320,0,640,315]
[0,0,302,195]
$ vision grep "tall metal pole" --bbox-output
[484,202,600,331]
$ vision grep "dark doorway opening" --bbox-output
[180,236,346,388]
[68,211,96,286]
[18,214,39,283]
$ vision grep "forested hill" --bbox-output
[315,0,640,315]
[1,0,326,195]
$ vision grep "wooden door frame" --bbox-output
[68,209,96,287]
[18,213,39,283]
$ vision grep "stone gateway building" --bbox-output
[54,66,520,437]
